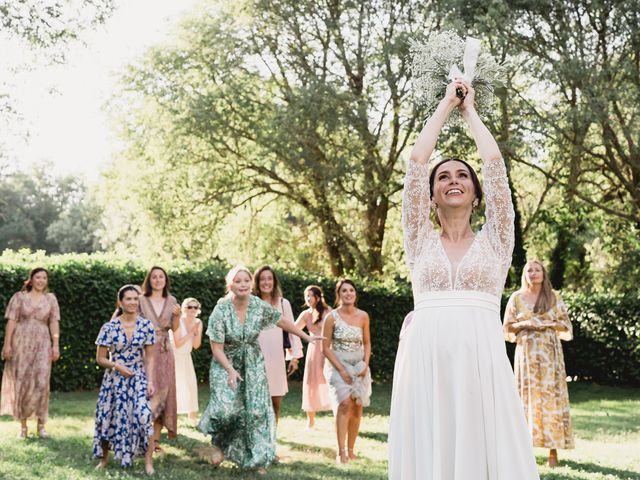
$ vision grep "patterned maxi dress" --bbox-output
[503,292,575,449]
[93,316,155,467]
[199,296,281,468]
[323,310,372,414]
[1,292,60,421]
[139,295,178,437]
[388,159,539,479]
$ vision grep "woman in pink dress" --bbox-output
[294,285,332,427]
[1,267,60,439]
[138,266,181,453]
[253,266,303,423]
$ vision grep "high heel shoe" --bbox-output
[335,448,349,464]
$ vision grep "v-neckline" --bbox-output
[232,299,249,328]
[147,296,167,320]
[438,232,478,288]
[119,317,138,344]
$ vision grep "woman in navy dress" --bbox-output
[93,285,156,474]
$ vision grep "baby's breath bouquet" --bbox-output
[410,31,505,121]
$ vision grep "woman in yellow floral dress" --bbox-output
[504,260,574,467]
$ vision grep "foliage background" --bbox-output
[0,252,638,391]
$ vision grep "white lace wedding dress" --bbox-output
[388,158,539,479]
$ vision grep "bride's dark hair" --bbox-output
[428,157,483,205]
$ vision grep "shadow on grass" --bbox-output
[572,413,640,438]
[278,438,336,460]
[538,459,640,480]
[359,430,388,443]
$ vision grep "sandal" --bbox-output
[336,448,349,464]
[210,446,224,467]
[18,425,27,439]
[153,440,164,453]
[348,449,358,460]
[37,423,48,439]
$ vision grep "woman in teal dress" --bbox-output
[199,265,323,473]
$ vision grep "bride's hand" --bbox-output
[458,79,475,113]
[443,80,465,108]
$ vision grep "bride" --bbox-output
[388,78,539,479]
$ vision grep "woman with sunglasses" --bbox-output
[171,298,203,423]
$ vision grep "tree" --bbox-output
[110,0,442,275]
[0,0,115,50]
[0,165,102,253]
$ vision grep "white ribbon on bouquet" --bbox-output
[448,36,482,82]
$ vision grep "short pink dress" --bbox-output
[301,311,331,412]
[258,298,303,397]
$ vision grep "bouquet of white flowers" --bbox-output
[410,31,505,121]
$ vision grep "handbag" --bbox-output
[281,298,292,349]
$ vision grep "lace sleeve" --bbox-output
[482,160,515,263]
[402,160,433,270]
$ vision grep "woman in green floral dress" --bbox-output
[199,265,322,472]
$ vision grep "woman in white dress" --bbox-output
[253,265,303,423]
[388,79,539,479]
[170,298,203,422]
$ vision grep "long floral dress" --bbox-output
[198,296,281,468]
[139,295,178,437]
[1,292,60,421]
[93,316,155,467]
[504,291,575,449]
[389,158,539,479]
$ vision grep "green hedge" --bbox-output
[0,253,638,391]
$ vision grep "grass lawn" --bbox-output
[0,381,638,479]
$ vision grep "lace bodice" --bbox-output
[402,158,515,299]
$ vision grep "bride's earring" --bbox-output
[433,202,438,209]
[472,199,479,208]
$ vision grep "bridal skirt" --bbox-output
[388,291,539,480]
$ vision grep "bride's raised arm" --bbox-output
[459,80,515,262]
[403,81,462,270]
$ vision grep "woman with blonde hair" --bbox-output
[170,297,203,422]
[504,260,574,467]
[198,265,323,473]
[294,285,332,428]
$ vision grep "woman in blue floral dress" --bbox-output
[199,265,323,474]
[93,285,156,475]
